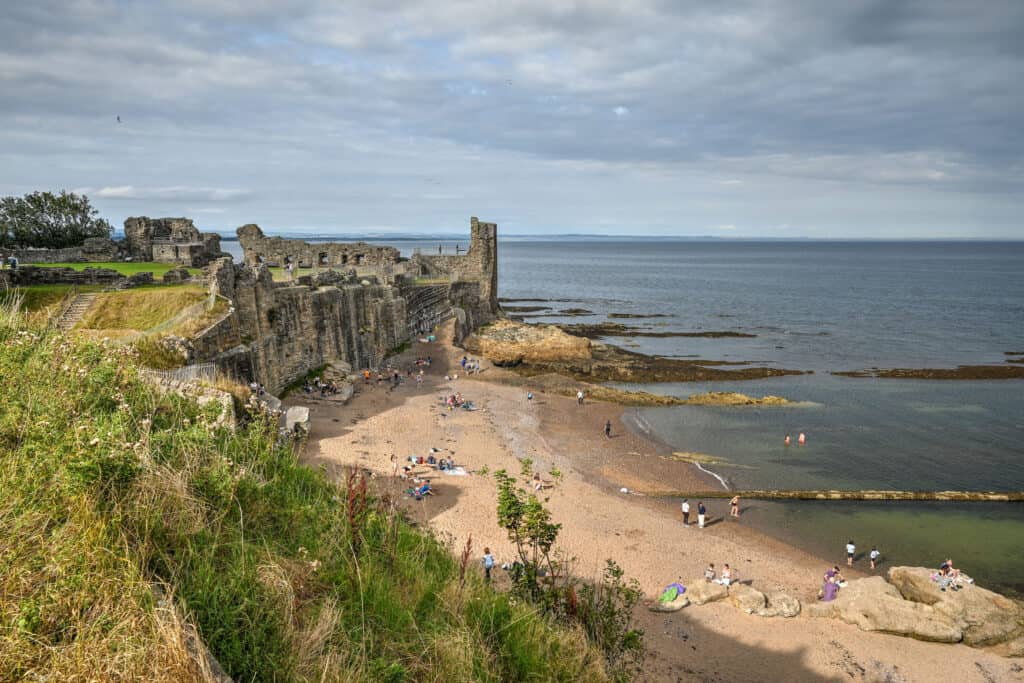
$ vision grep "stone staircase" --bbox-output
[56,293,98,331]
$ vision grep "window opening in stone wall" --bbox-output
[319,252,328,266]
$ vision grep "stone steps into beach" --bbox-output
[56,293,98,331]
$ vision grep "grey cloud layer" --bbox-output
[1,0,1021,236]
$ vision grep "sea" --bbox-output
[224,238,1024,596]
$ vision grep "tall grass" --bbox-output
[0,303,607,682]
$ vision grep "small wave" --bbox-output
[692,461,731,490]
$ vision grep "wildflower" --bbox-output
[89,438,100,447]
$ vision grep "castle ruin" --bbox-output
[192,217,500,391]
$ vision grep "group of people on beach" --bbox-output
[704,562,737,586]
[680,496,741,528]
[302,376,340,397]
[460,356,483,374]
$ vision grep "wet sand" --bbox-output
[290,323,1023,682]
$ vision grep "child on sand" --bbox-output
[604,420,612,438]
[730,495,740,518]
[704,563,716,582]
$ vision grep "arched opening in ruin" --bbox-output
[355,254,364,265]
[341,254,348,265]
[319,252,328,266]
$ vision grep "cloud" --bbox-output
[2,1,1023,237]
[75,186,253,202]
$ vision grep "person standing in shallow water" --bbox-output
[846,540,856,567]
[604,420,612,438]
[681,498,690,527]
[697,501,707,528]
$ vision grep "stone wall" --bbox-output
[1,265,125,287]
[124,217,225,267]
[195,261,410,391]
[237,224,401,270]
[7,237,123,263]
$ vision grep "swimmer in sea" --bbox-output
[798,432,806,445]
[784,433,791,446]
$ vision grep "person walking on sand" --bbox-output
[681,498,691,527]
[482,547,495,582]
[697,501,707,529]
[604,420,612,438]
[870,546,880,570]
[730,495,740,518]
[846,540,856,567]
[576,389,584,406]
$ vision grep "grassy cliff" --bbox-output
[0,304,606,682]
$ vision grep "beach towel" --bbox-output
[442,467,468,476]
[658,583,686,603]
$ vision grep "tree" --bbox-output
[0,191,113,249]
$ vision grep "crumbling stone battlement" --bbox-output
[237,225,401,270]
[124,217,225,267]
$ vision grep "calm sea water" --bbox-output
[227,238,1024,594]
[496,240,1024,596]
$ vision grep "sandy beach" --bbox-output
[291,324,1023,682]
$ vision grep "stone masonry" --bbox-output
[124,217,225,267]
[237,224,401,270]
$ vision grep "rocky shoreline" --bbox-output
[834,365,1024,379]
[462,319,804,387]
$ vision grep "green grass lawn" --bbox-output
[78,285,208,332]
[22,262,203,277]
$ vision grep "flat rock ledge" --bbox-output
[804,567,1023,650]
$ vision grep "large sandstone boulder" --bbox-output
[807,577,962,643]
[462,319,591,369]
[685,580,729,606]
[728,584,767,613]
[755,592,801,618]
[887,566,1024,646]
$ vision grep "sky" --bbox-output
[1,1,1023,238]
